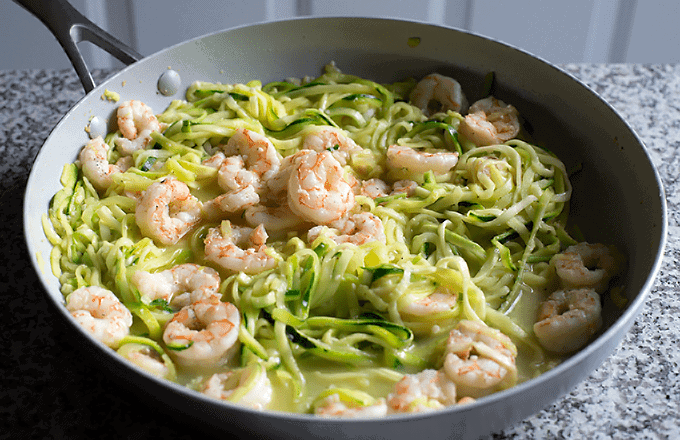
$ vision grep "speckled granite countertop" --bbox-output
[1,65,678,439]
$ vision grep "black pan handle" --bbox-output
[12,0,143,93]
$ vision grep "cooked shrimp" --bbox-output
[135,177,202,246]
[65,286,132,349]
[386,369,457,413]
[359,178,390,199]
[401,289,458,317]
[315,393,388,418]
[359,178,418,199]
[459,96,520,147]
[287,150,355,225]
[302,127,362,166]
[202,151,227,169]
[386,145,459,175]
[551,242,620,293]
[130,263,221,309]
[533,288,602,353]
[264,151,299,196]
[201,151,258,217]
[244,204,305,233]
[203,129,282,213]
[409,73,468,116]
[391,180,418,196]
[79,136,133,191]
[202,364,273,410]
[162,297,240,369]
[222,128,282,183]
[201,151,261,214]
[204,221,278,274]
[308,212,385,246]
[209,187,261,216]
[215,155,262,211]
[114,100,161,155]
[443,320,517,399]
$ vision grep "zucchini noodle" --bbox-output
[44,62,605,414]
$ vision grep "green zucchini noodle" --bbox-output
[43,62,619,415]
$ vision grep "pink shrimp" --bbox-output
[114,100,161,155]
[135,177,202,246]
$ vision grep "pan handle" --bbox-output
[12,0,143,93]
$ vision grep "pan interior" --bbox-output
[23,16,665,439]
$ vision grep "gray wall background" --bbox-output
[2,0,677,70]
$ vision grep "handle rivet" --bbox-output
[87,116,107,139]
[158,69,181,96]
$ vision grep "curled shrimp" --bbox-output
[203,129,282,214]
[443,320,517,399]
[315,393,388,418]
[135,177,202,246]
[65,286,133,349]
[114,100,161,155]
[204,221,278,274]
[308,212,385,246]
[409,73,468,116]
[79,136,133,191]
[200,153,260,215]
[302,127,362,166]
[130,263,221,309]
[202,363,273,410]
[386,145,459,175]
[214,155,261,212]
[551,242,620,293]
[162,297,240,370]
[386,369,458,413]
[459,96,520,147]
[533,288,602,353]
[223,128,282,183]
[287,150,355,225]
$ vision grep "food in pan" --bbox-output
[43,63,624,415]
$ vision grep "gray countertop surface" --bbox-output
[1,65,678,439]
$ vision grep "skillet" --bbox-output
[17,0,667,438]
